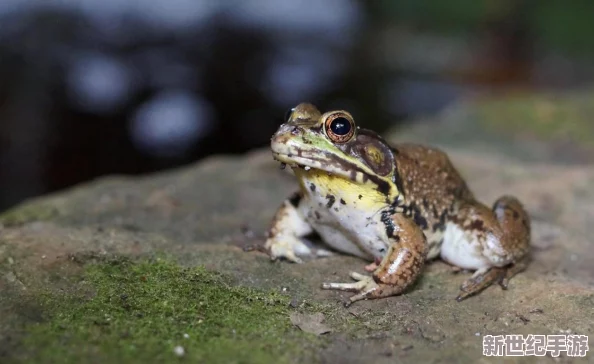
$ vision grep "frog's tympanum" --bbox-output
[265,103,530,306]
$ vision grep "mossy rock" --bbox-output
[8,257,325,364]
[2,90,594,363]
[0,200,58,227]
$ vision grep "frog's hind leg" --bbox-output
[440,195,531,301]
[264,192,314,263]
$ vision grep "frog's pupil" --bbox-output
[330,117,351,135]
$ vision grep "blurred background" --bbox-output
[1,0,594,212]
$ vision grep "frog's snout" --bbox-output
[271,124,303,145]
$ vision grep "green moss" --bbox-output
[0,200,58,226]
[8,257,327,364]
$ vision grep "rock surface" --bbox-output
[1,92,594,363]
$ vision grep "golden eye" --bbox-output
[324,112,355,143]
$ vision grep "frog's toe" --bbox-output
[322,273,373,291]
[456,267,506,301]
[498,257,530,290]
[322,274,381,306]
[349,271,369,281]
[321,279,366,292]
[315,248,335,258]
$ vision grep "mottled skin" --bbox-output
[264,103,531,306]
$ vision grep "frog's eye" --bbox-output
[284,107,296,122]
[324,112,355,143]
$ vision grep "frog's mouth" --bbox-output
[272,150,355,181]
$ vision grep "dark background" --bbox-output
[1,0,594,212]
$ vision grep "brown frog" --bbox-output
[264,103,531,306]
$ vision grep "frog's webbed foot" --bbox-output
[456,267,506,302]
[322,272,381,307]
[455,256,529,301]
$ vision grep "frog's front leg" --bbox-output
[441,195,531,301]
[264,192,314,264]
[322,214,427,306]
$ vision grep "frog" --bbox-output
[264,102,531,306]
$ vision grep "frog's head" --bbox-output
[271,103,400,201]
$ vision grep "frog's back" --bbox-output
[393,142,474,204]
[391,143,474,253]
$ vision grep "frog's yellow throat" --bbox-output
[294,168,398,209]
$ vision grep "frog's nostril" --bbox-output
[291,126,301,135]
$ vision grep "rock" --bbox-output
[290,312,332,335]
[1,92,594,363]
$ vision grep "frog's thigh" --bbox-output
[440,203,509,271]
[439,220,494,271]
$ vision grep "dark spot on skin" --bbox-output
[340,198,346,205]
[358,194,363,200]
[375,179,391,196]
[381,208,396,238]
[401,205,409,216]
[390,195,403,210]
[334,207,339,212]
[413,214,428,231]
[432,210,448,232]
[326,194,336,208]
[288,153,293,158]
[288,192,302,207]
[432,206,439,219]
[521,218,528,228]
[394,235,400,243]
[512,210,520,219]
[309,183,316,192]
[315,211,321,220]
[469,219,485,231]
[349,170,357,181]
[422,199,430,210]
[302,137,312,144]
[392,170,405,197]
[402,201,428,230]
